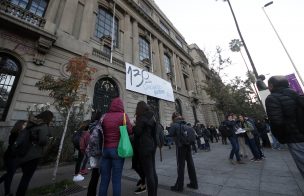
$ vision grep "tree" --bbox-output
[229,39,262,105]
[217,0,258,78]
[35,54,96,182]
[204,47,265,119]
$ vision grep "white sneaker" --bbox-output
[73,174,84,182]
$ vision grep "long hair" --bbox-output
[11,120,26,134]
[135,101,149,120]
[35,110,54,124]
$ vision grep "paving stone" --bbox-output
[224,177,259,191]
[218,187,259,196]
[260,181,302,195]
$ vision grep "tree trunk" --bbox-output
[226,0,259,78]
[52,107,72,183]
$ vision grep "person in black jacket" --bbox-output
[266,75,304,178]
[169,112,198,192]
[0,120,26,196]
[133,101,158,196]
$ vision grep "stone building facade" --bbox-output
[0,0,220,140]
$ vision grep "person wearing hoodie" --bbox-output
[16,110,54,196]
[132,101,158,195]
[169,112,198,192]
[99,97,132,196]
[266,75,304,178]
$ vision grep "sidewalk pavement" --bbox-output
[1,142,304,196]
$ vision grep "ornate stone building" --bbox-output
[0,0,220,139]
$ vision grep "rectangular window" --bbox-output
[160,21,169,34]
[183,74,189,91]
[10,0,48,16]
[95,7,119,47]
[139,36,150,63]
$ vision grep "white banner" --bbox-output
[126,63,175,102]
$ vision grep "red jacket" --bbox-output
[80,131,90,153]
[102,97,132,148]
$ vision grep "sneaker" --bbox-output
[250,158,255,161]
[187,183,198,189]
[254,158,262,162]
[134,186,146,194]
[170,186,183,192]
[229,159,235,164]
[136,179,142,187]
[79,169,88,175]
[236,160,245,164]
[73,174,84,182]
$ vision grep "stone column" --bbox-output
[124,14,132,63]
[132,21,139,66]
[79,0,95,42]
[153,38,161,76]
[59,0,78,34]
[158,42,166,78]
[43,0,61,34]
[174,54,182,88]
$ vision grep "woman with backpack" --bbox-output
[133,101,158,195]
[0,120,26,196]
[98,97,132,196]
[15,110,54,196]
[86,112,103,196]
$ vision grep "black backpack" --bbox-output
[72,129,82,150]
[179,124,196,145]
[219,123,232,137]
[155,122,165,148]
[11,128,32,157]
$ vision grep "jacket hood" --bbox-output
[26,116,45,128]
[108,97,124,113]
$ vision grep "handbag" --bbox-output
[118,113,133,158]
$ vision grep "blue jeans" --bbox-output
[287,143,304,178]
[228,136,241,161]
[99,148,124,196]
[247,138,261,159]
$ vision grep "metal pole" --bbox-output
[110,1,116,64]
[262,3,304,87]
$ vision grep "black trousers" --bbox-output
[0,157,18,195]
[75,150,84,175]
[141,150,158,196]
[87,168,99,196]
[175,145,198,189]
[16,158,39,196]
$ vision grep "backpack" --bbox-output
[219,123,232,137]
[179,123,196,145]
[11,127,32,157]
[155,122,165,148]
[72,129,83,150]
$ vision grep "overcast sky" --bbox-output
[154,0,304,87]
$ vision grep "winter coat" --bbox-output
[19,118,51,163]
[133,110,156,156]
[266,87,304,143]
[3,131,19,160]
[238,120,255,139]
[86,120,102,157]
[102,97,132,148]
[223,120,236,137]
[169,118,187,147]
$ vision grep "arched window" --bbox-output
[163,54,171,74]
[95,7,119,47]
[0,53,22,121]
[175,99,182,115]
[93,77,119,115]
[139,36,150,63]
[11,0,49,17]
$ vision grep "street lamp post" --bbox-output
[262,1,304,87]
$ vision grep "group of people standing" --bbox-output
[221,113,265,164]
[72,97,198,196]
